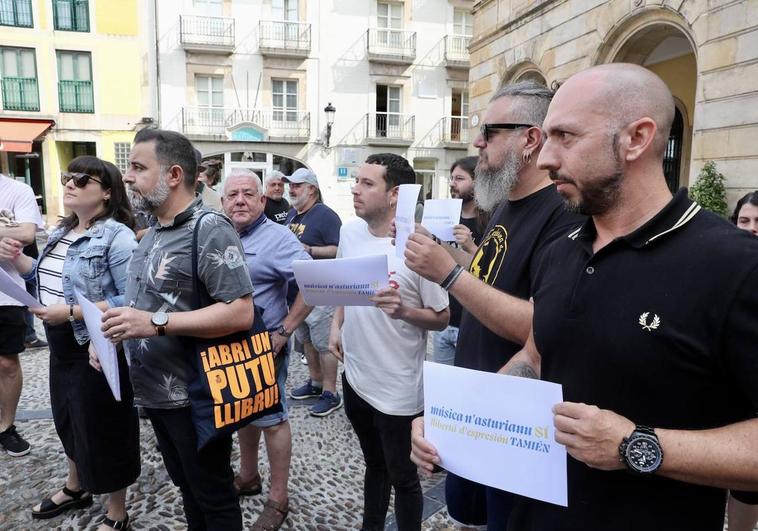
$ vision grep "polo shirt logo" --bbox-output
[638,312,661,331]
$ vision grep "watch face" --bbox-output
[152,312,169,327]
[625,434,663,473]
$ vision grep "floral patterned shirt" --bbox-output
[124,198,254,409]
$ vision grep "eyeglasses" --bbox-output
[61,172,102,188]
[479,123,534,142]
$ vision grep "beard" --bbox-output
[453,187,475,204]
[474,150,522,211]
[128,173,170,212]
[554,135,624,216]
[554,169,623,216]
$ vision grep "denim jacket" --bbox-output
[24,218,137,344]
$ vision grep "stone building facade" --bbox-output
[469,0,758,205]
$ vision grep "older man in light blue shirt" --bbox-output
[222,169,312,530]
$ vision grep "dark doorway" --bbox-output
[663,107,683,193]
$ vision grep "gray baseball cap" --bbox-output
[283,167,319,188]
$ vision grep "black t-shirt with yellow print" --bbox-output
[284,202,341,251]
[454,184,582,372]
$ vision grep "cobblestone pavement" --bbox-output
[0,332,456,531]
[1,328,741,530]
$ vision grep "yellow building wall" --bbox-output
[96,0,138,36]
[96,42,143,115]
[35,0,48,29]
[99,131,136,165]
[646,54,697,127]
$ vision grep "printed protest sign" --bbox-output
[421,199,463,241]
[292,254,389,306]
[424,361,567,506]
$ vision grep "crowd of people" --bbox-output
[0,62,756,531]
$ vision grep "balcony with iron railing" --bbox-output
[366,28,416,65]
[444,35,471,68]
[58,80,93,113]
[365,112,415,146]
[1,77,40,111]
[258,20,311,58]
[438,116,470,148]
[181,107,310,142]
[179,15,235,54]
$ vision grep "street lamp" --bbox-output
[324,102,336,148]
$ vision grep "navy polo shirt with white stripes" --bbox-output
[509,189,758,531]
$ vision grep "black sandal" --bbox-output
[31,486,93,519]
[101,513,130,530]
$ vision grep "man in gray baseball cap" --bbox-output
[282,168,343,417]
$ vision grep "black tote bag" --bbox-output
[188,211,282,449]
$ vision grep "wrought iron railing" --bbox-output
[1,77,39,111]
[444,35,471,64]
[259,20,311,53]
[179,15,235,48]
[181,107,310,139]
[366,28,416,61]
[365,112,415,141]
[58,80,94,113]
[440,116,470,144]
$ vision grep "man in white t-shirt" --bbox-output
[329,154,449,530]
[0,173,44,456]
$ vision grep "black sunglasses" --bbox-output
[61,172,102,188]
[480,123,534,142]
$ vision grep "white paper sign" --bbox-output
[423,361,567,506]
[74,289,121,401]
[0,264,44,309]
[421,199,463,241]
[395,184,422,258]
[292,255,389,306]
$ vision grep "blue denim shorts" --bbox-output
[251,349,289,428]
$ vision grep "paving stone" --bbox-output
[1,337,453,530]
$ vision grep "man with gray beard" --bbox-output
[404,81,582,530]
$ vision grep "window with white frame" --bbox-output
[195,74,224,127]
[272,79,297,122]
[114,142,130,174]
[272,0,297,21]
[377,2,402,47]
[194,0,222,15]
[454,9,473,36]
[376,84,402,136]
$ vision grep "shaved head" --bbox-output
[559,63,675,158]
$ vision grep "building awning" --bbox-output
[0,118,55,153]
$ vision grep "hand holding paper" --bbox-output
[423,362,567,506]
[292,255,389,306]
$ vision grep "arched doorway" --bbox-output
[595,12,697,190]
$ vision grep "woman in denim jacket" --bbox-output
[0,156,139,530]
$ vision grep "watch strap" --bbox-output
[68,304,75,323]
[634,425,656,437]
